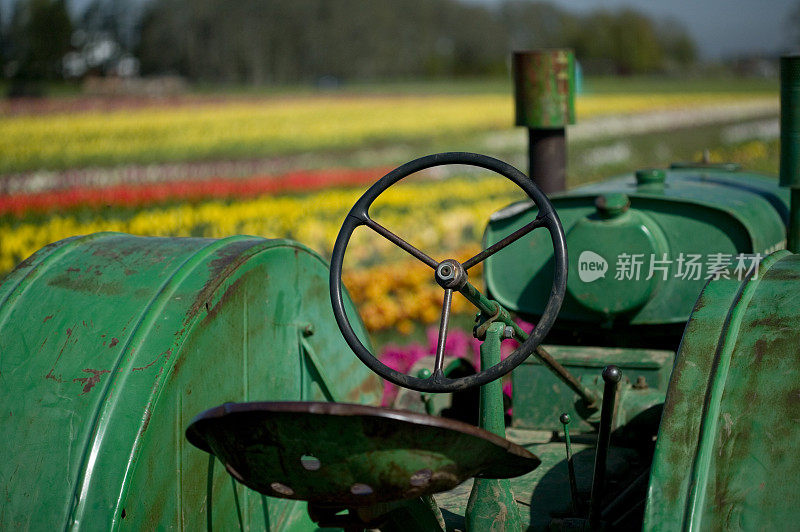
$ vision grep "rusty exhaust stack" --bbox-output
[781,54,800,253]
[512,50,576,194]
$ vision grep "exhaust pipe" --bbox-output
[512,50,576,194]
[781,54,800,252]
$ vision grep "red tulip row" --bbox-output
[0,166,390,217]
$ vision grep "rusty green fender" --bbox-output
[645,250,800,530]
[0,232,381,530]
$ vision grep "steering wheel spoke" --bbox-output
[433,289,454,374]
[362,217,439,269]
[463,215,549,270]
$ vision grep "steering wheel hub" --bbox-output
[435,259,467,290]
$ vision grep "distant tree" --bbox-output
[613,9,663,73]
[62,0,145,78]
[136,1,184,78]
[499,1,575,51]
[6,0,72,81]
[569,9,665,74]
[137,0,509,83]
[135,0,697,84]
[78,0,144,52]
[0,7,5,69]
[656,16,696,69]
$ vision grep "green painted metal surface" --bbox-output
[484,167,789,327]
[512,345,672,431]
[466,322,523,531]
[512,50,576,128]
[0,232,380,530]
[437,428,646,530]
[645,250,800,530]
[566,193,669,316]
[376,496,447,532]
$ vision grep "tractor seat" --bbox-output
[186,401,540,506]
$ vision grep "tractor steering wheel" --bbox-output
[330,152,567,393]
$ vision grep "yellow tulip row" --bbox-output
[342,247,483,333]
[699,139,779,173]
[0,92,772,173]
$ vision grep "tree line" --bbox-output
[1,0,698,86]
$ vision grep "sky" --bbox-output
[2,0,798,61]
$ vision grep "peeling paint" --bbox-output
[722,412,733,437]
[73,369,111,395]
[44,326,74,383]
[132,350,171,372]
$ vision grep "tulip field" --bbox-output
[0,91,774,173]
[0,83,781,362]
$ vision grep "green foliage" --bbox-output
[0,8,5,68]
[657,16,697,69]
[6,0,72,81]
[136,0,698,84]
[568,9,696,75]
[0,0,699,85]
[79,0,140,52]
[138,0,506,83]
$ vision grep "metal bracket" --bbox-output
[473,301,502,341]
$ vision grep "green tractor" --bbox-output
[1,54,799,531]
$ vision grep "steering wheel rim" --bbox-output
[330,152,567,393]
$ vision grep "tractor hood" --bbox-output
[483,165,789,327]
